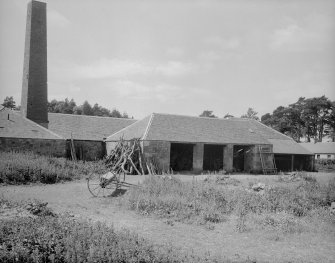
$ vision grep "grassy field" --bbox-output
[0,151,107,184]
[0,198,247,263]
[121,172,335,233]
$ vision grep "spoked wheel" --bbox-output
[87,173,120,197]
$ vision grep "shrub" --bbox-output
[315,159,335,171]
[0,216,229,263]
[0,151,107,184]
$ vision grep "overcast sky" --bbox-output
[0,0,334,119]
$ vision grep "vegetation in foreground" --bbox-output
[0,151,107,184]
[315,159,335,172]
[122,173,335,232]
[0,199,250,263]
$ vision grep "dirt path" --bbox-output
[1,179,335,263]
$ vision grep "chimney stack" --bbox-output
[21,1,48,128]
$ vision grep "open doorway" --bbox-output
[233,145,251,172]
[203,144,223,171]
[170,143,194,171]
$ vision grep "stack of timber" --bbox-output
[105,138,160,175]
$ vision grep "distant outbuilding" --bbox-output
[300,142,335,160]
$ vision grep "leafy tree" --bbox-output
[73,105,83,115]
[199,110,217,118]
[110,109,122,118]
[82,101,93,116]
[223,113,234,119]
[241,108,259,121]
[324,101,335,142]
[1,96,16,109]
[261,96,334,142]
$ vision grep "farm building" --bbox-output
[105,113,314,173]
[0,108,66,157]
[0,108,136,160]
[300,142,335,160]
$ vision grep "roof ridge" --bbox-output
[251,119,293,141]
[48,112,136,121]
[10,110,64,139]
[142,113,154,140]
[104,114,151,141]
[151,112,247,121]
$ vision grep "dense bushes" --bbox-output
[315,159,335,171]
[0,151,107,184]
[122,175,335,226]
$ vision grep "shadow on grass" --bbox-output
[109,188,128,197]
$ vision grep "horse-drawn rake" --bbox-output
[87,172,137,197]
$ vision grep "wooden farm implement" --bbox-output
[87,172,137,197]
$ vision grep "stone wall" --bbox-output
[193,143,204,172]
[0,137,66,157]
[223,144,234,172]
[105,141,119,155]
[245,144,274,173]
[68,140,106,161]
[142,140,170,172]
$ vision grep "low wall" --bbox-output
[142,140,170,172]
[0,137,66,157]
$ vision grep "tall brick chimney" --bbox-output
[21,0,48,128]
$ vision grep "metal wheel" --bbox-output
[87,173,120,197]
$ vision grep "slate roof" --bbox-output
[48,113,136,141]
[0,109,63,140]
[269,139,312,155]
[106,113,312,155]
[299,142,335,154]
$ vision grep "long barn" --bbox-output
[105,113,314,173]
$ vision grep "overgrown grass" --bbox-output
[122,174,335,232]
[0,198,245,263]
[0,151,107,184]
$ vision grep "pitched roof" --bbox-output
[0,109,63,140]
[106,113,312,155]
[299,142,335,154]
[269,139,312,155]
[48,113,136,141]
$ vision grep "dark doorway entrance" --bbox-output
[203,144,223,171]
[275,154,313,172]
[170,143,194,171]
[233,145,250,172]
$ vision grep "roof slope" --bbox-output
[0,109,63,140]
[105,115,152,141]
[269,139,312,155]
[48,113,136,141]
[106,113,313,155]
[299,142,335,154]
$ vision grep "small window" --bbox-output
[327,155,331,159]
[316,155,320,159]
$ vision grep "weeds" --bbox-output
[0,151,107,184]
[0,209,234,263]
[122,175,335,232]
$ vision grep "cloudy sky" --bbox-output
[0,0,334,119]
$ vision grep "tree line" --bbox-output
[199,108,259,120]
[261,96,335,142]
[1,96,131,119]
[199,96,335,142]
